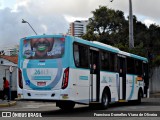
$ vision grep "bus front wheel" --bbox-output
[56,101,75,110]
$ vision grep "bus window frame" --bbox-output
[100,50,118,72]
[127,57,136,75]
[100,50,110,71]
[73,42,90,69]
[135,59,143,76]
[110,52,118,72]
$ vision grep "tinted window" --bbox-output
[74,44,89,68]
[101,51,110,71]
[127,58,135,74]
[101,51,117,72]
[110,53,117,72]
[135,60,142,75]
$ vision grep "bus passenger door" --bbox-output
[118,56,126,100]
[90,49,100,102]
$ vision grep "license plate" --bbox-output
[37,82,46,86]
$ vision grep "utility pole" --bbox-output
[110,0,134,49]
[129,0,134,49]
[9,66,13,101]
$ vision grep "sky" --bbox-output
[0,0,160,50]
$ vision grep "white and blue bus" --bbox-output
[17,35,149,110]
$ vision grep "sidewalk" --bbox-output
[150,92,160,98]
[0,99,16,107]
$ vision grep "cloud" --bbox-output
[12,0,113,18]
[133,0,160,20]
[144,19,156,27]
[0,1,69,49]
[12,0,30,12]
[1,0,160,49]
[0,0,3,9]
[107,0,160,25]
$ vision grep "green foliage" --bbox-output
[114,43,129,51]
[152,55,160,67]
[82,6,160,67]
[83,6,126,45]
[128,43,146,57]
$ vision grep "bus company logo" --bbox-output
[34,69,49,75]
[128,79,133,84]
[101,76,112,83]
[34,69,40,75]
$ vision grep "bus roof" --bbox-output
[73,36,148,62]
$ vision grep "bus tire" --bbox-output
[101,90,109,109]
[57,101,75,110]
[136,90,143,104]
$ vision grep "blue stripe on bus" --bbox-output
[74,37,119,53]
[115,74,119,99]
[130,54,148,61]
[127,76,135,100]
[27,60,58,68]
[79,76,88,80]
[32,76,51,80]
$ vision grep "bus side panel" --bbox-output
[69,68,90,104]
[100,72,119,102]
[126,75,143,100]
[126,75,133,100]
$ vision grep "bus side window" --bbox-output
[73,43,89,68]
[127,57,135,74]
[110,53,117,72]
[73,44,80,66]
[100,51,109,71]
[135,60,143,76]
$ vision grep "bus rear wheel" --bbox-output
[136,90,142,104]
[56,101,75,110]
[101,91,109,109]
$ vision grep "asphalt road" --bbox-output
[0,98,160,120]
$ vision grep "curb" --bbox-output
[150,93,160,98]
[15,98,21,101]
[150,95,160,98]
[0,101,17,107]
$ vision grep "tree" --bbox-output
[83,6,160,67]
[83,6,126,45]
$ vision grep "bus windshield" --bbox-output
[23,37,65,59]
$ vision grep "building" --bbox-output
[69,20,89,37]
[0,45,19,56]
[0,55,18,99]
[5,48,18,56]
